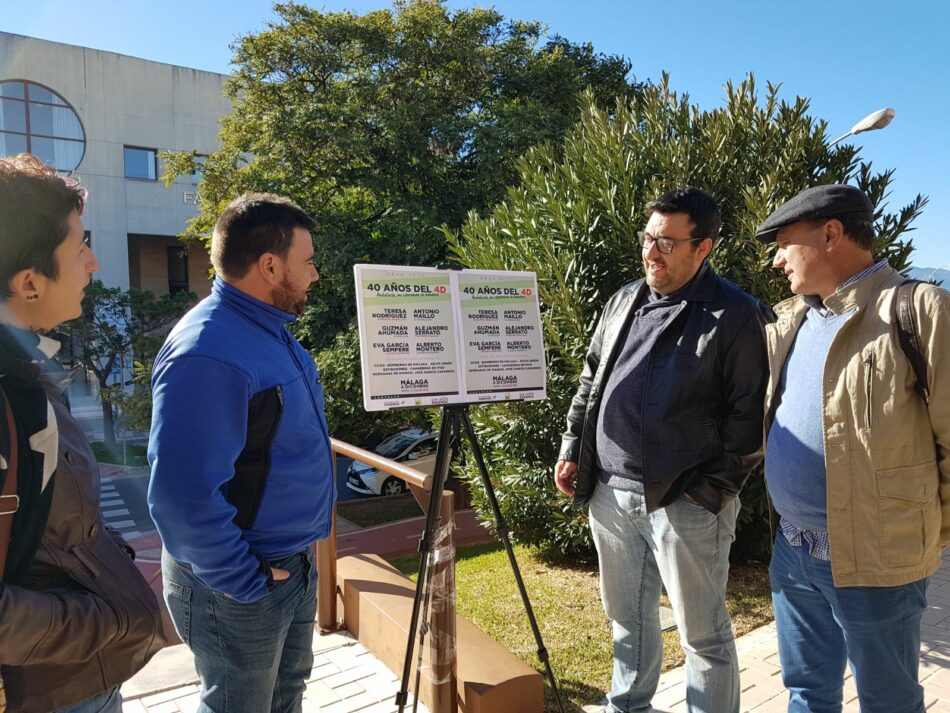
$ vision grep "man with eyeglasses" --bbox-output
[556,187,771,713]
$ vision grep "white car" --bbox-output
[345,428,439,496]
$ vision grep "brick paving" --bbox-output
[121,548,950,712]
[121,630,430,713]
[104,457,950,712]
[649,547,950,713]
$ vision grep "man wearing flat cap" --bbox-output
[759,183,950,713]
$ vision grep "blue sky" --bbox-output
[4,0,948,268]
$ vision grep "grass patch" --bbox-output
[388,542,772,712]
[337,494,424,528]
[91,441,149,466]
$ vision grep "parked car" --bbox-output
[346,427,439,496]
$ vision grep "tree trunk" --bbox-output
[98,375,116,448]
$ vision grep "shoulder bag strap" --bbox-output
[0,386,20,580]
[896,279,930,405]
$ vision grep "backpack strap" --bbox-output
[0,385,20,580]
[896,279,930,405]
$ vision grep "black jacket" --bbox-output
[558,264,771,514]
[0,329,167,713]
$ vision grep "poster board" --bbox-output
[354,265,547,411]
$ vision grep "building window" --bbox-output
[167,246,189,294]
[0,80,86,171]
[192,154,207,184]
[124,146,158,180]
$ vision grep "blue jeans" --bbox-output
[589,485,740,713]
[163,547,318,713]
[770,534,927,713]
[54,688,122,713]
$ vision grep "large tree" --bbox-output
[445,75,926,561]
[164,0,637,349]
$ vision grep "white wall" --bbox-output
[0,32,231,289]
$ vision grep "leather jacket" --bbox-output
[0,370,167,713]
[559,264,771,514]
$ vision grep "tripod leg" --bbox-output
[461,410,567,713]
[412,504,457,713]
[413,418,462,712]
[396,407,458,713]
[411,548,433,713]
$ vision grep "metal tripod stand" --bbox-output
[394,404,566,713]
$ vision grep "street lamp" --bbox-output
[927,263,950,284]
[829,107,896,147]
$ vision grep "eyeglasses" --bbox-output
[637,231,708,254]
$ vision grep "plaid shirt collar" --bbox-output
[804,259,889,315]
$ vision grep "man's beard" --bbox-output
[271,277,308,316]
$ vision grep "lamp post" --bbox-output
[927,263,950,284]
[829,107,896,147]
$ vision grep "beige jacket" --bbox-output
[765,266,950,587]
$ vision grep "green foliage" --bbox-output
[90,441,149,467]
[64,281,195,444]
[110,359,156,434]
[387,541,772,710]
[314,323,430,445]
[162,0,637,350]
[446,75,926,560]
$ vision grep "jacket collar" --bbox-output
[773,264,902,321]
[213,277,296,338]
[0,324,48,381]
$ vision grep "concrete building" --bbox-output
[0,31,231,299]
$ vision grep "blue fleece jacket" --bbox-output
[147,279,335,602]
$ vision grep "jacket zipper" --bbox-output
[864,353,874,429]
[284,332,330,443]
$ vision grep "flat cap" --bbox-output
[755,184,873,243]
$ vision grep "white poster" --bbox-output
[354,265,547,411]
[456,271,547,401]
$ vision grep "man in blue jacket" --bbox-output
[148,192,335,713]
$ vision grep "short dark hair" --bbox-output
[211,192,315,279]
[0,153,86,298]
[806,216,874,251]
[645,187,721,245]
[836,216,874,251]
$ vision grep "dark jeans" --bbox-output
[770,534,927,713]
[163,547,317,713]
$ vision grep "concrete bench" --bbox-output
[337,552,544,713]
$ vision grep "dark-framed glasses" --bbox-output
[637,231,707,254]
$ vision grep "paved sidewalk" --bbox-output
[121,630,430,713]
[122,550,950,712]
[105,457,950,712]
[650,547,950,712]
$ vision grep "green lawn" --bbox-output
[91,441,149,466]
[388,542,772,712]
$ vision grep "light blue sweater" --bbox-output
[765,306,852,532]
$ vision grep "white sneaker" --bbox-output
[580,705,607,713]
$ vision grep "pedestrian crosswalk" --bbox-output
[99,475,155,541]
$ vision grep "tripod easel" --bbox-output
[394,403,566,713]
